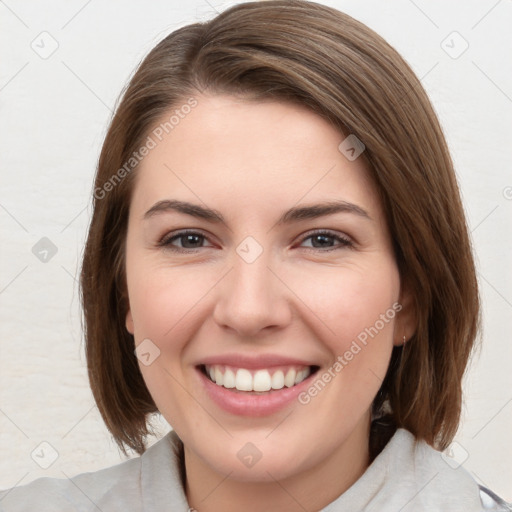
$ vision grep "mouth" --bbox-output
[198,364,320,394]
[194,354,322,416]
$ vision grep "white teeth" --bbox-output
[253,370,272,392]
[235,368,253,391]
[223,368,236,388]
[271,370,285,390]
[295,368,311,384]
[284,369,296,387]
[214,367,224,386]
[205,365,312,392]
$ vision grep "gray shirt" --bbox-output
[0,428,508,511]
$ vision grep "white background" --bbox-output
[1,0,511,502]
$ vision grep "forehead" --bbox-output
[131,94,382,221]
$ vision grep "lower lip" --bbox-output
[196,367,316,417]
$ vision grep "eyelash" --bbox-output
[158,229,354,253]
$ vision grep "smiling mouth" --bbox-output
[199,364,320,393]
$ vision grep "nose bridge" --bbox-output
[233,250,274,301]
[212,240,291,336]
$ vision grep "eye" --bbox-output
[158,229,353,253]
[298,230,353,251]
[159,230,213,251]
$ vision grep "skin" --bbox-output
[125,94,415,512]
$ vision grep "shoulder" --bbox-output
[478,485,512,511]
[0,432,180,512]
[0,457,142,512]
[391,429,511,512]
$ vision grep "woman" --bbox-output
[1,1,509,510]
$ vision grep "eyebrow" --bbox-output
[143,199,371,224]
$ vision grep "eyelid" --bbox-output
[158,228,354,252]
[296,229,354,249]
[158,229,215,249]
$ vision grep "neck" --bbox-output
[183,415,371,512]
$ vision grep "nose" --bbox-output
[212,249,292,339]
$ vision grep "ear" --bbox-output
[126,308,134,335]
[393,281,417,346]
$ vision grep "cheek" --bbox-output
[126,265,209,424]
[127,261,214,341]
[289,259,400,351]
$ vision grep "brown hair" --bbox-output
[80,0,480,456]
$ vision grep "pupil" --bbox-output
[184,234,201,248]
[313,234,331,247]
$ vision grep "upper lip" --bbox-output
[197,353,318,370]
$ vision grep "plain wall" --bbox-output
[1,0,511,501]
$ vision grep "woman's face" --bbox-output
[125,94,413,483]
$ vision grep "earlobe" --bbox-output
[393,283,417,346]
[126,309,134,335]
